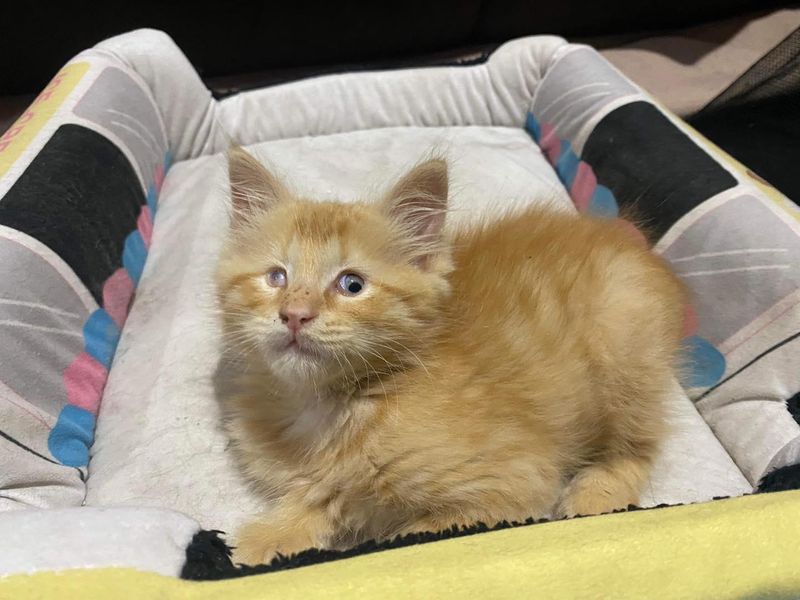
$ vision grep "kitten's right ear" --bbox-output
[382,158,449,269]
[227,145,287,225]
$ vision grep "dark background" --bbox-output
[2,1,798,200]
[2,1,786,95]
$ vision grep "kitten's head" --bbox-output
[216,146,452,387]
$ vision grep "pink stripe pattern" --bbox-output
[63,352,108,415]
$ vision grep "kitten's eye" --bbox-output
[266,267,287,288]
[337,273,365,296]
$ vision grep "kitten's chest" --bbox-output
[247,396,379,495]
[283,398,342,442]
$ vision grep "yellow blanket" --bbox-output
[5,491,799,600]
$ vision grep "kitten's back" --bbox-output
[443,206,686,486]
[449,207,686,372]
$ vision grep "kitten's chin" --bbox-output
[264,343,332,382]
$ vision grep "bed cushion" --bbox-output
[0,29,798,583]
[0,506,199,577]
[84,126,752,533]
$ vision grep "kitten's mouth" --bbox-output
[283,337,319,357]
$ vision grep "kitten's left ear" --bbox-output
[383,159,449,266]
[227,145,288,226]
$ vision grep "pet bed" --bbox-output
[0,29,799,598]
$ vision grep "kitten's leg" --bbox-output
[557,453,653,517]
[233,501,335,565]
[557,364,670,517]
[554,226,683,518]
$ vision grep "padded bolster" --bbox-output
[0,40,172,504]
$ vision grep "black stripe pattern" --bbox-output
[0,124,145,303]
[582,101,737,240]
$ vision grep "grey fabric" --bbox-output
[73,67,168,190]
[531,46,643,153]
[661,193,800,347]
[0,238,90,416]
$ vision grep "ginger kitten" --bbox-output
[216,146,687,565]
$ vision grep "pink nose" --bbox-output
[279,304,318,332]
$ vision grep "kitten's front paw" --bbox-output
[231,520,318,566]
[558,491,623,518]
[231,522,283,566]
[557,472,638,518]
[232,538,277,566]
